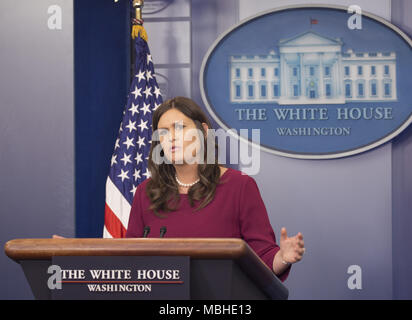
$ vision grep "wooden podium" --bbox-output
[4,238,289,300]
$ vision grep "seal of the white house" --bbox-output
[200,5,412,159]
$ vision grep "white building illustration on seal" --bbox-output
[230,31,397,105]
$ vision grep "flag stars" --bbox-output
[143,168,151,179]
[153,102,161,111]
[125,120,137,133]
[143,86,152,99]
[123,136,135,150]
[153,87,161,99]
[111,154,117,166]
[120,153,132,166]
[147,54,153,64]
[136,136,146,149]
[138,119,149,132]
[133,169,141,181]
[146,70,153,81]
[129,103,140,116]
[118,169,130,182]
[140,102,152,116]
[131,86,142,99]
[130,185,137,196]
[136,70,146,83]
[135,152,143,165]
[114,138,120,150]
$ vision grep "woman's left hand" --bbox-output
[278,227,305,264]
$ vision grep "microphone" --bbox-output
[143,226,151,238]
[159,226,167,238]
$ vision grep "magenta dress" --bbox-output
[126,167,290,282]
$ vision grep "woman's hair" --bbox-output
[146,96,224,217]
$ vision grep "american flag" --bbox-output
[103,28,163,238]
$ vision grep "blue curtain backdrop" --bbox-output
[75,0,131,237]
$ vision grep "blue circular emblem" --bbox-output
[200,5,412,159]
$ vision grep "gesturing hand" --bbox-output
[279,227,305,264]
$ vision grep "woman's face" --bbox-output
[157,108,207,164]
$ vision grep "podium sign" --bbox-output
[5,238,289,300]
[50,256,190,300]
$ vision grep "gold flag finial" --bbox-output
[133,0,144,23]
[131,0,147,41]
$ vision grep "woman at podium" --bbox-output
[125,96,305,282]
